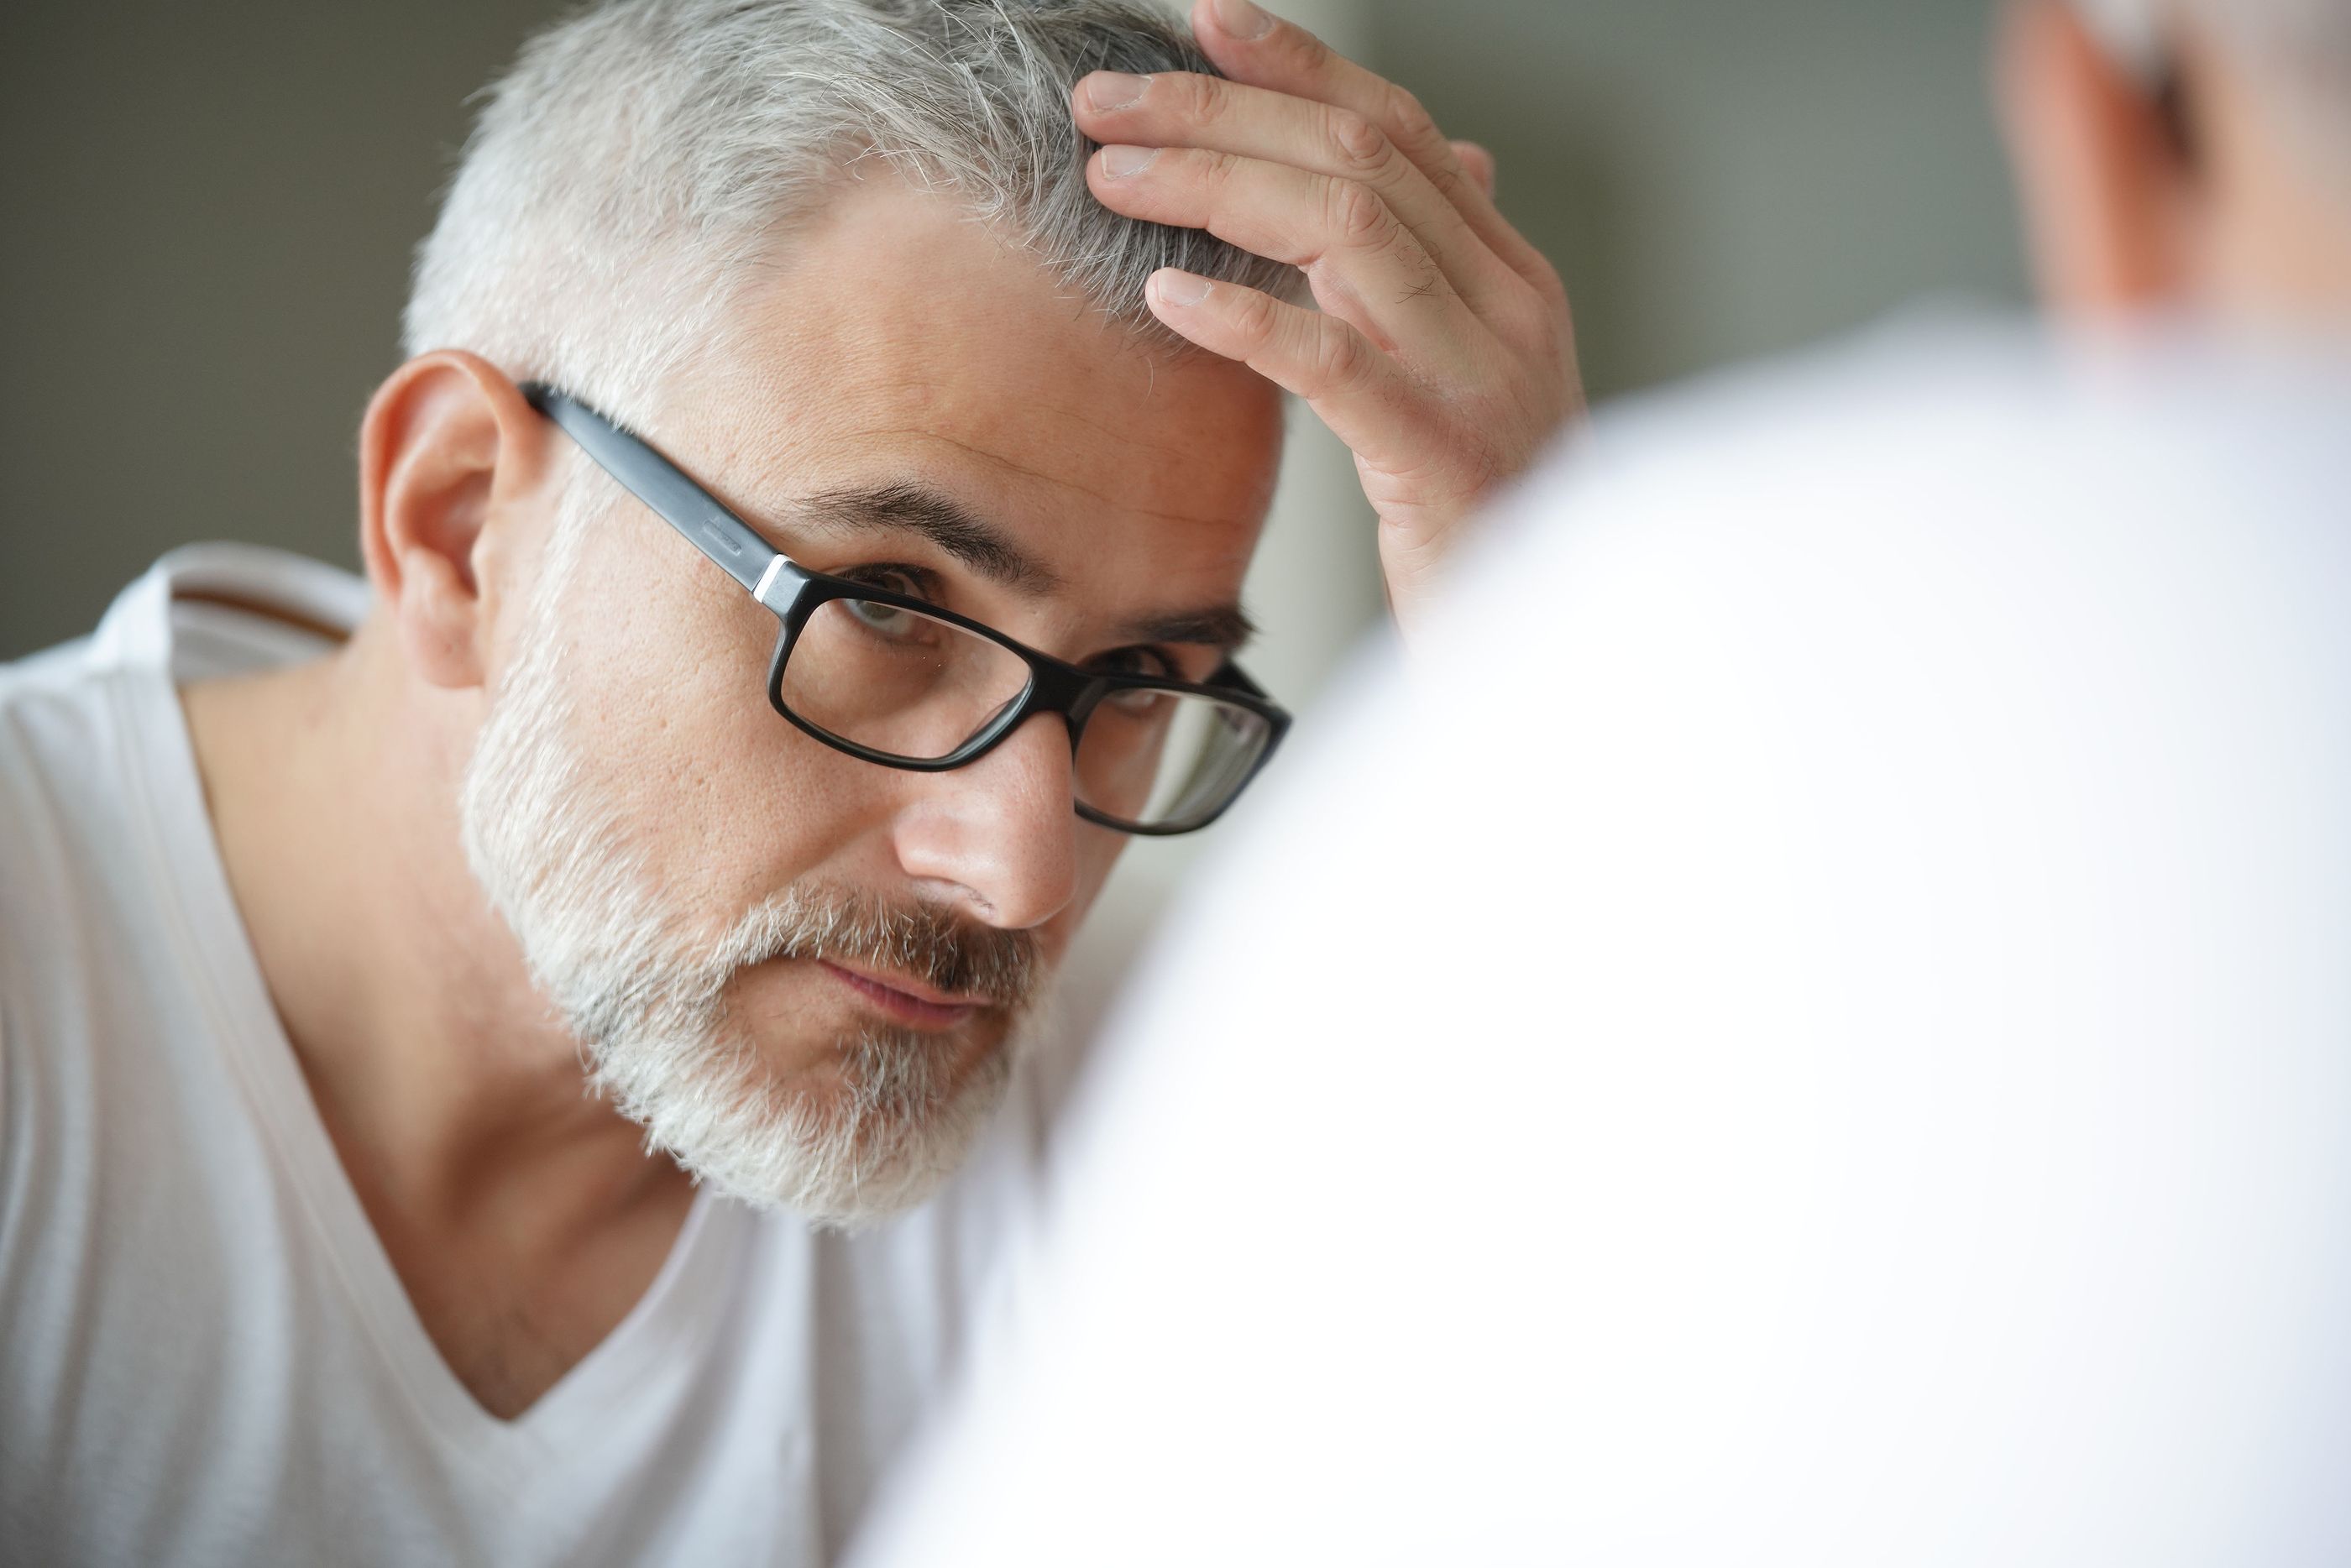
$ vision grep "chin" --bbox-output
[594,1011,1022,1229]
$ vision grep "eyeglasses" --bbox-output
[521,382,1291,835]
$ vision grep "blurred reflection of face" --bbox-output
[462,182,1285,1226]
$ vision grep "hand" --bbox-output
[1073,0,1584,638]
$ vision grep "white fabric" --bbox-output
[0,543,1039,1567]
[851,321,2351,1566]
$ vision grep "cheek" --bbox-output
[558,576,882,930]
[689,722,882,900]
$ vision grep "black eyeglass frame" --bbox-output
[520,381,1291,836]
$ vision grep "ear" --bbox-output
[1998,0,2198,316]
[357,352,555,691]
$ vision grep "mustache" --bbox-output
[720,885,1045,1012]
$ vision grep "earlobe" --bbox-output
[359,352,551,692]
[1998,0,2197,316]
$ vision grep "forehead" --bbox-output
[663,180,1285,610]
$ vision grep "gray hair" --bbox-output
[403,0,1298,426]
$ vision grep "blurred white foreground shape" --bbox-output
[852,321,2351,1567]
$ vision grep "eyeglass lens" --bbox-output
[778,596,1272,830]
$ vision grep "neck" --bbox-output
[182,618,681,1226]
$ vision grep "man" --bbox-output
[851,2,2351,1563]
[0,1,1573,1561]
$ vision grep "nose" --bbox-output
[890,711,1080,932]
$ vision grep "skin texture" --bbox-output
[1998,0,2351,321]
[184,181,1282,1419]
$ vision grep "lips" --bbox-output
[815,959,986,1028]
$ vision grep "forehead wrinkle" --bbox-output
[1024,399,1225,468]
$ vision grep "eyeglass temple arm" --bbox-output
[520,382,791,602]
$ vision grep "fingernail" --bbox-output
[1084,71,1149,111]
[1155,270,1212,306]
[1213,0,1275,40]
[1101,144,1159,178]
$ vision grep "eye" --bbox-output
[832,567,943,645]
[1090,645,1201,717]
[837,566,930,599]
[845,597,924,638]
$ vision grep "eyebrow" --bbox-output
[1124,604,1258,653]
[784,481,1258,653]
[792,483,1061,595]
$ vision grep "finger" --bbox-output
[1189,0,1560,298]
[1450,139,1496,200]
[1144,269,1448,477]
[1089,144,1488,365]
[1072,70,1523,318]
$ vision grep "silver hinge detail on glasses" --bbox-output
[752,555,788,610]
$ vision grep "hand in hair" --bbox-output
[1072,0,1584,638]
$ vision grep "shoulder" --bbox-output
[0,620,190,1114]
[0,635,134,935]
[0,635,144,1236]
[0,617,157,872]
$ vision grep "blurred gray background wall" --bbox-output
[1,0,2028,666]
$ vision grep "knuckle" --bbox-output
[1200,149,1245,198]
[1382,83,1443,154]
[1326,108,1387,175]
[1228,287,1282,348]
[1265,15,1325,68]
[1309,323,1375,391]
[1175,71,1227,126]
[1323,177,1390,247]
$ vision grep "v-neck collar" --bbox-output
[102,549,756,1480]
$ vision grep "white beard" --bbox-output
[456,504,1034,1227]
